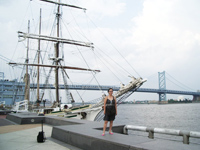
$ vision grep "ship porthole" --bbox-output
[64,105,68,109]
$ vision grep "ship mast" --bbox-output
[24,20,30,101]
[37,9,42,103]
[9,0,97,106]
[55,0,60,105]
[40,0,87,105]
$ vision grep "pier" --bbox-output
[1,113,199,150]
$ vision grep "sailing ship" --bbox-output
[8,0,146,121]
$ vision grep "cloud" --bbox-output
[125,0,200,86]
[66,0,200,91]
[1,0,199,101]
[78,0,126,18]
[0,0,13,5]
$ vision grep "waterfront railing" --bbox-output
[123,125,200,144]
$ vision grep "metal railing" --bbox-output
[123,125,200,144]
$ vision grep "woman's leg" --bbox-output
[103,121,108,134]
[109,121,113,133]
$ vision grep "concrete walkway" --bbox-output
[0,118,82,150]
[3,113,200,150]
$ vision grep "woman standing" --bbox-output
[102,88,117,136]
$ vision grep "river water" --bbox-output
[115,103,200,131]
[114,103,200,144]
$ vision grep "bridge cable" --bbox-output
[166,72,195,91]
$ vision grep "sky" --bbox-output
[0,0,200,102]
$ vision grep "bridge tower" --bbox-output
[193,90,200,102]
[158,71,167,102]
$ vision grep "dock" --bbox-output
[1,113,200,150]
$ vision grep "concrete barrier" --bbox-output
[6,113,200,150]
[6,113,44,124]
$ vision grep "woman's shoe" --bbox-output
[102,133,105,136]
[109,132,113,135]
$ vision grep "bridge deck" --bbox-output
[29,84,200,96]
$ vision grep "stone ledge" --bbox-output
[6,113,200,150]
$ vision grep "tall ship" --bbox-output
[1,0,146,121]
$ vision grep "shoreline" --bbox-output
[120,101,199,105]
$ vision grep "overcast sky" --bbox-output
[0,0,200,101]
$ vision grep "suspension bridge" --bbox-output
[29,83,200,101]
[29,71,200,101]
[0,71,200,105]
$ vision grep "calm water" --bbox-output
[114,103,200,144]
[115,103,200,131]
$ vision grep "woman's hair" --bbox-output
[107,88,113,92]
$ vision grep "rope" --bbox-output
[62,13,132,79]
[93,51,123,83]
[61,9,140,84]
[78,76,95,99]
[59,61,84,103]
[94,49,128,80]
[12,62,26,104]
[94,90,136,121]
[61,17,105,95]
[85,14,141,77]
[61,9,133,80]
[60,66,73,103]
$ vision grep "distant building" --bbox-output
[0,79,25,105]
